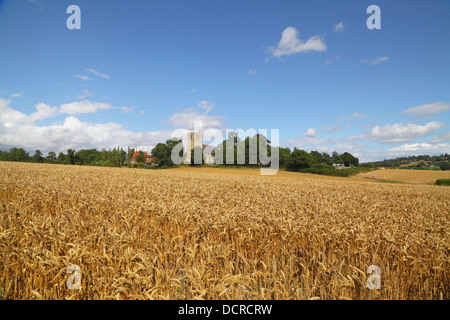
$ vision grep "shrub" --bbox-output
[435,179,450,186]
[102,161,113,167]
[137,162,145,168]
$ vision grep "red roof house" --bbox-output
[130,150,154,165]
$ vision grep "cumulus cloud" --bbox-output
[85,68,110,79]
[0,98,170,153]
[30,103,59,122]
[368,121,446,144]
[361,56,389,65]
[165,108,225,130]
[389,142,450,152]
[11,93,22,98]
[303,128,318,137]
[403,101,450,118]
[59,100,114,115]
[333,22,344,33]
[246,69,257,75]
[269,27,326,58]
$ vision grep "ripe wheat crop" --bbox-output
[0,162,448,300]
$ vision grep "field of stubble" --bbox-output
[0,162,448,300]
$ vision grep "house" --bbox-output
[130,150,154,165]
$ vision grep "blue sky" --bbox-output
[0,0,449,162]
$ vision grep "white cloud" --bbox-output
[0,98,170,154]
[85,68,110,79]
[322,125,342,133]
[11,93,21,98]
[246,69,257,75]
[333,22,344,33]
[30,103,58,122]
[269,27,326,58]
[58,100,134,115]
[389,142,450,152]
[77,89,94,99]
[403,101,450,118]
[197,101,215,113]
[369,121,446,144]
[59,100,113,115]
[303,128,317,137]
[337,112,369,121]
[165,101,225,130]
[75,74,93,81]
[0,99,57,127]
[139,110,145,117]
[165,108,225,130]
[430,131,450,144]
[361,56,389,65]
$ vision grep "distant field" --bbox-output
[357,168,450,184]
[0,162,449,300]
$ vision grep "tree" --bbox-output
[341,152,359,167]
[126,147,133,167]
[9,148,30,162]
[151,143,174,167]
[332,151,341,165]
[57,152,68,164]
[67,149,76,165]
[32,149,44,163]
[287,148,314,171]
[271,147,291,168]
[135,151,146,164]
[45,151,57,163]
[439,162,450,170]
[310,151,323,165]
[75,149,100,165]
[322,152,333,165]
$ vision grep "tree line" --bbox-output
[0,135,360,174]
[0,147,134,167]
[364,154,450,171]
[150,133,360,173]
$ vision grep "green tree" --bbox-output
[32,149,44,163]
[341,152,359,167]
[151,142,175,167]
[439,162,450,170]
[135,151,146,164]
[310,151,323,165]
[322,152,333,165]
[45,151,57,163]
[57,152,68,164]
[332,151,341,165]
[9,148,30,162]
[287,148,314,171]
[67,149,76,165]
[126,147,133,167]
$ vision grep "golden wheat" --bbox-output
[0,162,448,300]
[357,168,450,184]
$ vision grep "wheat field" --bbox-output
[0,162,449,300]
[357,168,450,184]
